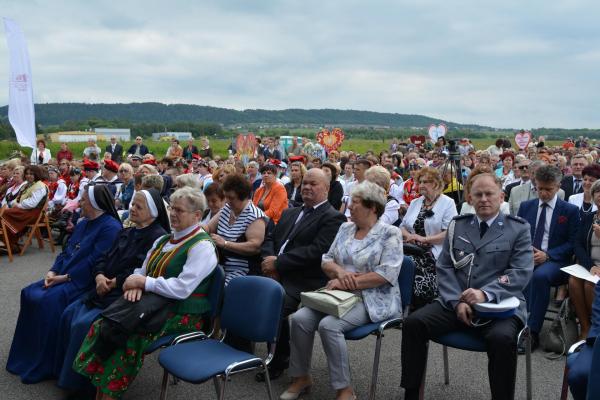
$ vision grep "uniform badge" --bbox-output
[498,275,510,285]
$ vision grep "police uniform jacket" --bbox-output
[435,212,534,323]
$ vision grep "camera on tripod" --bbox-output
[447,139,461,161]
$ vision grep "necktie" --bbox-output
[479,221,488,238]
[286,206,314,240]
[574,179,582,193]
[533,202,548,249]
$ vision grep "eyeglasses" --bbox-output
[167,205,195,214]
[518,165,529,170]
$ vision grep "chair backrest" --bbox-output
[586,339,600,399]
[220,276,285,344]
[399,256,416,309]
[207,265,225,318]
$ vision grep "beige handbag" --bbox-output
[300,289,361,318]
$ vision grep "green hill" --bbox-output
[0,102,488,129]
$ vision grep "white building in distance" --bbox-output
[152,132,193,141]
[95,128,131,141]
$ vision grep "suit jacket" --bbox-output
[508,181,565,215]
[127,144,149,156]
[436,213,533,323]
[182,145,199,161]
[517,197,579,264]
[261,202,346,299]
[561,175,583,201]
[504,180,522,200]
[574,211,597,271]
[322,221,403,322]
[105,143,123,163]
[588,282,600,340]
[284,181,303,207]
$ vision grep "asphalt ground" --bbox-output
[0,248,570,399]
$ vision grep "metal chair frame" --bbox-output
[344,256,415,400]
[158,276,284,400]
[420,323,533,400]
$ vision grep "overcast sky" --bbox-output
[0,0,598,129]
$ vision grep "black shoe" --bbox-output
[255,366,285,382]
[404,388,420,400]
[518,332,539,354]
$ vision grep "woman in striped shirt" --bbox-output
[203,173,267,284]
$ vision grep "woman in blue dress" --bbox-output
[54,189,170,397]
[6,184,122,383]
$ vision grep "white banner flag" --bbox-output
[3,18,36,149]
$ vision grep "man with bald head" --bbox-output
[257,168,346,381]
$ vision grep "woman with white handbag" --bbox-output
[281,181,403,400]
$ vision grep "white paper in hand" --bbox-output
[560,264,600,284]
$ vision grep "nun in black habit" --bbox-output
[6,184,123,384]
[54,188,170,394]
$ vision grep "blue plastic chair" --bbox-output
[145,265,225,354]
[343,255,415,400]
[157,276,285,400]
[421,311,533,400]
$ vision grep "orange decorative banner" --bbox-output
[317,128,345,152]
[236,133,257,164]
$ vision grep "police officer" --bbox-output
[401,172,534,400]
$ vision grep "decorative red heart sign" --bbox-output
[317,128,345,152]
[236,133,257,163]
[410,135,426,146]
[428,124,447,141]
[514,130,532,150]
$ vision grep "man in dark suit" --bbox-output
[127,136,150,157]
[518,165,580,351]
[105,136,123,163]
[561,154,588,201]
[401,173,533,400]
[568,281,600,400]
[257,168,346,381]
[504,159,531,200]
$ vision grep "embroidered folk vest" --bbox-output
[146,230,215,315]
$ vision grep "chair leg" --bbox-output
[262,362,275,400]
[20,228,34,256]
[419,342,429,400]
[368,333,384,400]
[34,227,43,249]
[443,345,449,385]
[218,375,227,400]
[1,222,13,262]
[560,364,570,400]
[159,369,169,400]
[526,331,532,400]
[212,376,221,399]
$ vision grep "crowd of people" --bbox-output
[2,133,600,399]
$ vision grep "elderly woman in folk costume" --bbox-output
[74,187,218,399]
[0,165,49,254]
[54,188,170,398]
[6,184,122,383]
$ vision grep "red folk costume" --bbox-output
[403,178,419,205]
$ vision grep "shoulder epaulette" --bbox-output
[452,213,473,220]
[506,215,527,224]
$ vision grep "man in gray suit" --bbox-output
[509,160,564,215]
[401,173,534,400]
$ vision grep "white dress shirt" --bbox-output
[536,194,558,252]
[135,224,218,300]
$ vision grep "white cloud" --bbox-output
[0,0,599,128]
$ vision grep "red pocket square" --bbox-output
[558,216,568,224]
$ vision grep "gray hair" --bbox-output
[170,187,207,213]
[592,180,600,197]
[529,160,546,170]
[119,162,133,174]
[534,165,563,184]
[365,165,391,191]
[176,173,202,189]
[247,161,259,169]
[350,181,387,209]
[141,174,164,192]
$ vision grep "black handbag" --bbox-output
[92,293,174,360]
[403,243,426,257]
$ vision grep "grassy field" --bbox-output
[0,138,564,161]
